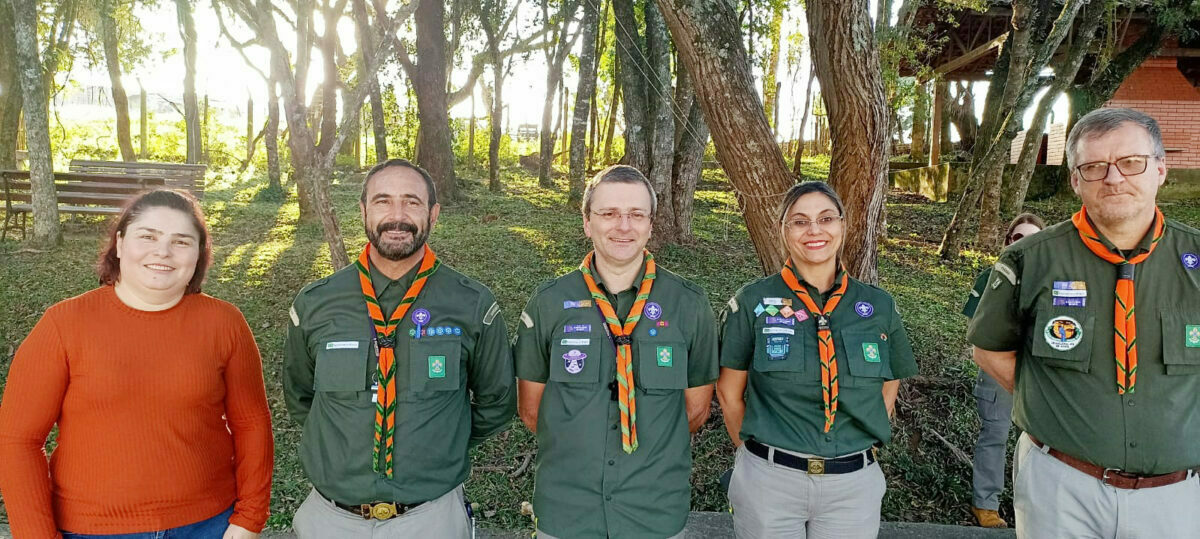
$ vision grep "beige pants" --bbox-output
[536,527,685,539]
[1014,433,1200,539]
[728,443,885,539]
[293,485,471,539]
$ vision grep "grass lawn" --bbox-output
[3,162,1200,531]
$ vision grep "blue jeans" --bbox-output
[62,505,234,539]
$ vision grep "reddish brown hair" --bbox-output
[97,189,212,294]
[1004,212,1046,245]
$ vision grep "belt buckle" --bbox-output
[365,502,398,520]
[1101,467,1121,486]
[807,457,826,475]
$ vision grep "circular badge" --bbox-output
[1183,253,1199,270]
[649,328,658,337]
[644,302,663,320]
[854,301,875,318]
[563,349,587,374]
[411,308,431,326]
[1044,315,1083,351]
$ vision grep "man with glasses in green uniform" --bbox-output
[513,165,718,539]
[284,159,516,538]
[969,108,1200,536]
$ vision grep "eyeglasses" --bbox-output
[591,209,650,224]
[784,215,844,230]
[1074,155,1158,182]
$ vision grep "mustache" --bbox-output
[376,221,418,235]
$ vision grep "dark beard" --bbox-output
[367,219,429,260]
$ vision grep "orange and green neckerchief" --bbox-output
[579,250,656,453]
[1072,205,1164,394]
[780,260,850,432]
[356,243,440,477]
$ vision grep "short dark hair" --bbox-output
[777,181,845,224]
[1066,108,1165,169]
[582,165,657,216]
[97,189,211,294]
[360,158,438,207]
[1005,212,1045,245]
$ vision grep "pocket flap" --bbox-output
[638,341,688,389]
[408,337,463,392]
[1160,313,1200,375]
[316,339,370,391]
[1030,311,1094,373]
[549,342,601,384]
[841,330,893,380]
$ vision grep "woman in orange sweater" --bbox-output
[0,189,274,538]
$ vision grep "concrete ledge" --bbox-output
[1,513,1016,538]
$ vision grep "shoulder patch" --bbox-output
[520,311,534,329]
[483,302,501,325]
[993,261,1018,286]
[289,304,300,326]
[727,297,739,313]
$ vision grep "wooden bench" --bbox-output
[69,160,206,199]
[1,171,165,241]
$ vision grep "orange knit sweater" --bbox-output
[0,286,274,538]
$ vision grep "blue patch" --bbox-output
[854,302,874,318]
[411,308,431,326]
[1053,297,1086,308]
[1053,281,1087,290]
[563,300,593,309]
[453,327,462,335]
[764,316,796,326]
[644,302,663,320]
[564,324,592,333]
[649,328,658,337]
[753,304,766,317]
[765,335,790,360]
[1184,253,1200,270]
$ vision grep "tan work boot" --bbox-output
[971,507,1008,528]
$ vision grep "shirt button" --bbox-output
[1127,400,1135,407]
[825,436,832,442]
[1130,441,1138,448]
[605,495,613,501]
[608,459,615,465]
[611,424,618,430]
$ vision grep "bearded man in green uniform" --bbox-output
[284,159,516,538]
[969,108,1200,537]
[513,165,718,539]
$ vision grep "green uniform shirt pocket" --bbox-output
[549,340,600,384]
[315,339,370,395]
[408,337,463,393]
[1030,309,1094,373]
[841,330,893,387]
[751,331,807,376]
[1160,313,1200,375]
[637,341,688,390]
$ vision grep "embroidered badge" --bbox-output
[649,328,658,337]
[521,311,534,328]
[483,302,501,325]
[644,302,663,320]
[656,320,669,327]
[561,338,590,346]
[762,297,791,306]
[862,343,881,363]
[794,309,810,322]
[1044,316,1083,351]
[657,346,673,367]
[765,316,796,326]
[854,302,874,318]
[412,308,432,326]
[564,324,592,333]
[1183,253,1200,270]
[563,349,587,374]
[289,304,300,326]
[564,300,593,309]
[994,262,1018,285]
[762,327,795,335]
[727,297,740,313]
[765,335,789,360]
[1052,281,1087,298]
[1187,325,1200,348]
[754,304,766,317]
[1053,297,1086,308]
[326,341,359,350]
[428,355,446,378]
[764,305,780,316]
[453,327,462,335]
[780,306,794,318]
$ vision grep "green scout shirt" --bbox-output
[962,269,992,318]
[719,274,918,457]
[968,217,1200,474]
[283,258,516,504]
[512,264,719,539]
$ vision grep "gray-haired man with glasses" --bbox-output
[967,107,1200,537]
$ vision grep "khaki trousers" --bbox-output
[293,485,471,539]
[1014,433,1200,538]
[728,443,886,539]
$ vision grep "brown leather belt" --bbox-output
[1027,435,1196,490]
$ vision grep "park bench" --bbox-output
[69,159,206,199]
[0,170,165,241]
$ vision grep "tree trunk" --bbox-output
[138,82,148,158]
[792,62,815,175]
[948,83,977,155]
[409,0,458,200]
[657,0,793,273]
[315,0,341,156]
[602,60,621,165]
[468,84,476,168]
[100,0,135,162]
[175,0,201,164]
[266,73,282,191]
[645,3,676,242]
[352,0,387,163]
[762,3,783,135]
[671,69,708,244]
[538,0,581,187]
[805,0,890,283]
[488,69,503,192]
[0,0,20,170]
[568,0,601,206]
[12,0,60,247]
[613,0,649,172]
[246,95,254,161]
[910,81,928,162]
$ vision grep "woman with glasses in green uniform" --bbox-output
[716,182,919,538]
